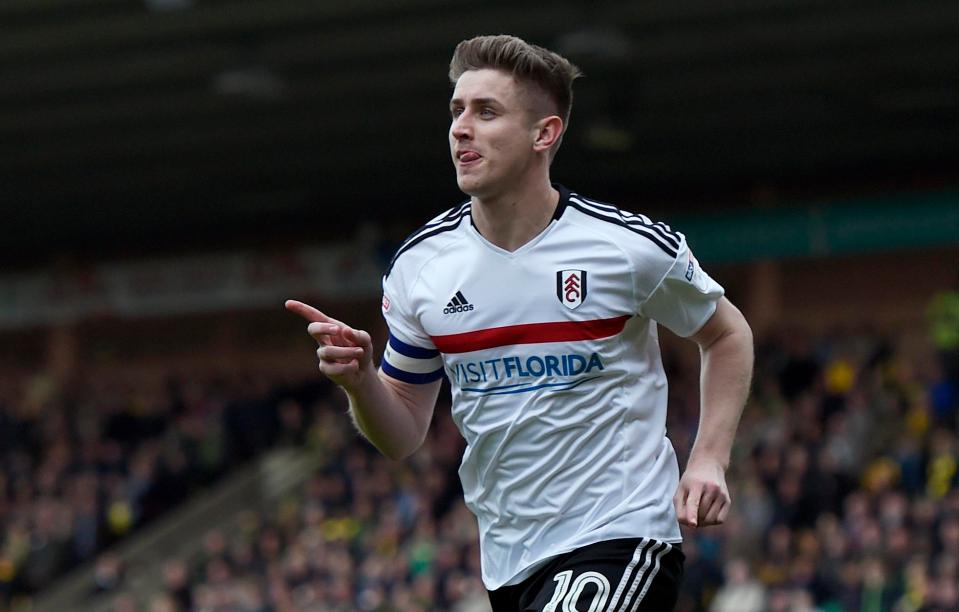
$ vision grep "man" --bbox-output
[287,35,753,611]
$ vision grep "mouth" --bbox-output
[456,150,482,165]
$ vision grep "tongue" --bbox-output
[461,152,480,163]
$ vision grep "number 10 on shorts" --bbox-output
[544,570,611,612]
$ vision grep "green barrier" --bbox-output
[673,192,959,264]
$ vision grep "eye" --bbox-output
[451,107,464,118]
[480,107,497,118]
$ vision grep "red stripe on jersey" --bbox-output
[431,315,632,354]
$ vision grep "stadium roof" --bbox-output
[3,0,958,261]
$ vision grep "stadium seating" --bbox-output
[3,320,958,610]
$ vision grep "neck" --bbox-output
[470,178,559,252]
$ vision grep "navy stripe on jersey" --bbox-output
[381,360,445,384]
[574,194,680,243]
[385,202,471,278]
[572,195,681,249]
[388,333,439,360]
[397,201,470,249]
[568,196,679,258]
[570,195,680,248]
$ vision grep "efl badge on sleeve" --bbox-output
[556,269,587,310]
[685,250,698,282]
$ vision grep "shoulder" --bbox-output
[384,199,472,279]
[564,190,684,262]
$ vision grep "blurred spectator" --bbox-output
[92,552,124,594]
[709,558,766,612]
[162,560,192,610]
[930,286,959,383]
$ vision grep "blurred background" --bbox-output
[2,0,959,610]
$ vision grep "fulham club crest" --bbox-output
[556,269,587,310]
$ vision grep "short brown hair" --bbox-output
[449,34,582,130]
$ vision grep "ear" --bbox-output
[532,115,564,154]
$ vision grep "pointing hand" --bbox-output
[285,299,375,390]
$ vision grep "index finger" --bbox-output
[683,483,702,527]
[285,300,340,325]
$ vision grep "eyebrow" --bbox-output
[449,97,503,108]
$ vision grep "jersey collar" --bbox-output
[552,183,570,221]
[467,182,570,229]
[467,183,571,257]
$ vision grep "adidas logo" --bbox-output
[443,291,474,314]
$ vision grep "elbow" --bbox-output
[740,318,755,351]
[373,430,428,461]
[380,443,416,461]
[380,447,409,461]
[368,436,412,461]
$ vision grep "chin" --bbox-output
[456,175,484,196]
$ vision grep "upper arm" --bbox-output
[689,297,752,350]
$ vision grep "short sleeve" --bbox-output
[639,237,724,337]
[380,268,445,384]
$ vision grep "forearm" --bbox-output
[690,325,754,468]
[344,371,437,460]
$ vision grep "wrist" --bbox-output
[687,448,729,471]
[338,365,375,400]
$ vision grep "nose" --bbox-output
[451,113,472,141]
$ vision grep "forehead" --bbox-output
[451,68,524,105]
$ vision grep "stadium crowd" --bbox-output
[2,322,959,611]
[113,401,492,612]
[676,328,959,612]
[0,366,331,607]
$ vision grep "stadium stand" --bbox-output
[8,316,953,611]
[0,366,334,609]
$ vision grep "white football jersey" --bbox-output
[381,186,724,590]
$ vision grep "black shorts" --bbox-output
[488,538,684,612]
